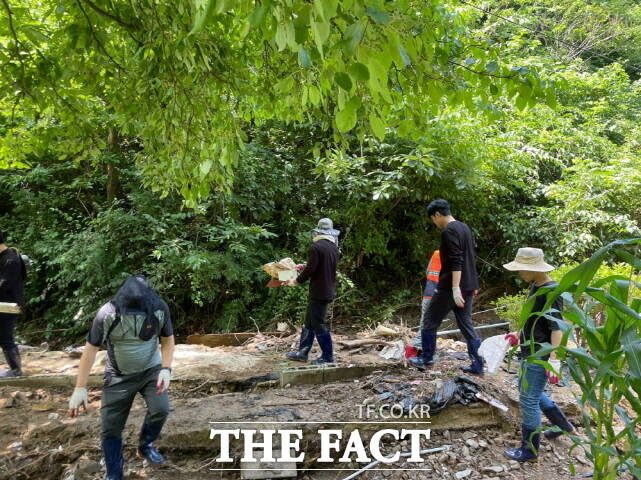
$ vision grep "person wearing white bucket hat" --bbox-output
[502,247,574,463]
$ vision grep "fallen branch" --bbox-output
[336,339,394,349]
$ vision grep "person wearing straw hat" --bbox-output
[285,218,340,365]
[502,247,574,462]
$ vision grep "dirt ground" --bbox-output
[0,333,635,480]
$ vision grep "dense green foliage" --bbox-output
[0,0,551,205]
[1,0,640,345]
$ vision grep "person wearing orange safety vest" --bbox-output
[412,251,441,349]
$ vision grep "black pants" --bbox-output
[0,313,18,350]
[100,365,170,442]
[304,299,331,335]
[421,288,479,341]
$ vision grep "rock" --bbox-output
[462,431,477,440]
[48,412,60,420]
[443,430,451,441]
[12,391,29,401]
[456,462,469,471]
[455,469,472,479]
[437,454,449,464]
[482,466,504,473]
[465,439,479,449]
[509,460,521,470]
[0,397,14,408]
[478,439,488,448]
[461,446,470,457]
[75,456,101,477]
[8,441,22,451]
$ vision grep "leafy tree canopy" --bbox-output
[0,0,552,205]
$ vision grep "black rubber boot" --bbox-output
[286,327,315,362]
[409,331,437,370]
[542,404,574,439]
[311,331,335,365]
[102,437,124,480]
[459,337,484,376]
[504,425,540,462]
[1,347,22,377]
[138,421,166,464]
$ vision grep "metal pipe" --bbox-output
[411,306,507,330]
[436,321,511,336]
[341,445,451,480]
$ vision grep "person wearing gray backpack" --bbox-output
[68,276,175,480]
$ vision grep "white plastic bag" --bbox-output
[478,334,511,374]
[379,340,405,360]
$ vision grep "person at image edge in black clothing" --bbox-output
[409,199,485,375]
[0,229,26,378]
[285,218,339,365]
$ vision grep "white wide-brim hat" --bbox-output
[503,247,555,272]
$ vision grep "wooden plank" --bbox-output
[186,332,285,348]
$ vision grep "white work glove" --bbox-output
[452,287,465,308]
[156,368,172,394]
[546,359,561,384]
[68,387,88,417]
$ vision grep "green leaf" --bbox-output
[369,113,386,140]
[190,0,217,35]
[308,85,321,106]
[622,328,641,380]
[344,21,365,57]
[314,0,338,22]
[311,19,330,57]
[486,61,498,73]
[21,26,49,45]
[334,72,353,91]
[335,96,361,132]
[348,62,370,81]
[248,2,269,27]
[298,47,312,68]
[366,6,391,24]
[200,159,213,175]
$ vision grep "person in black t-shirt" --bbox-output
[409,199,484,375]
[502,247,574,463]
[0,230,26,378]
[285,218,339,365]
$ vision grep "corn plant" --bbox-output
[521,238,641,479]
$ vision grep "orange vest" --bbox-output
[425,250,441,282]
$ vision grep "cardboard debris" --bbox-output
[262,258,298,278]
[0,302,21,314]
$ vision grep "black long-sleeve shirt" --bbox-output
[520,281,563,358]
[437,220,479,291]
[0,248,25,306]
[296,239,339,301]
